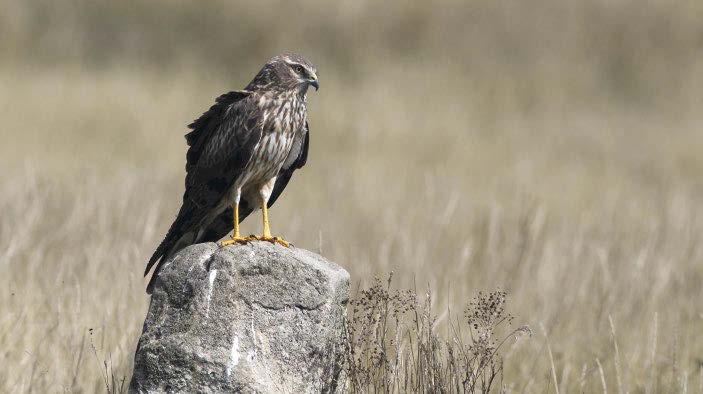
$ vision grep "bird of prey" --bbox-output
[144,52,318,293]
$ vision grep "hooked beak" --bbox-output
[308,79,319,91]
[308,71,319,91]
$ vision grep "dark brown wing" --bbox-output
[197,121,310,244]
[145,91,262,293]
[184,91,250,175]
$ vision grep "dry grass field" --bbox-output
[1,1,702,392]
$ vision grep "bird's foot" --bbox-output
[218,236,250,247]
[248,235,291,247]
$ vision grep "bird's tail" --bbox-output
[145,200,256,294]
[145,204,198,294]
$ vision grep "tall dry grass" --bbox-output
[1,1,702,392]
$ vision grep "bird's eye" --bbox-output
[294,65,306,76]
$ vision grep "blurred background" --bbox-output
[1,0,702,391]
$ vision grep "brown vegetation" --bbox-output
[1,1,702,392]
[345,276,531,392]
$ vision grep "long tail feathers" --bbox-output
[145,229,196,293]
[145,203,197,293]
[145,237,178,294]
[145,201,256,294]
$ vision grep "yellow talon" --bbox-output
[219,202,249,247]
[218,236,250,247]
[256,201,290,247]
[219,201,291,248]
[273,237,290,247]
[246,235,290,247]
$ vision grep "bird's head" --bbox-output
[247,52,319,95]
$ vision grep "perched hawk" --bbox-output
[144,53,318,293]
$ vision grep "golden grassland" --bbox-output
[1,1,702,392]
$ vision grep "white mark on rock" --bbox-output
[226,336,240,377]
[162,254,177,270]
[208,269,218,287]
[205,269,218,319]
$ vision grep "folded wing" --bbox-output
[145,91,262,293]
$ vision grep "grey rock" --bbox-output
[129,241,349,393]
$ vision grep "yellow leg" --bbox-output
[233,201,240,237]
[262,202,271,238]
[218,203,249,247]
[252,202,290,247]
